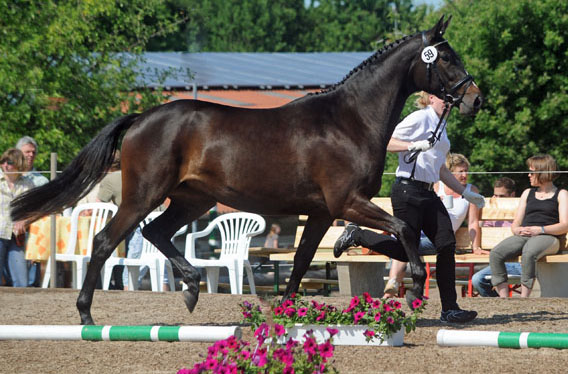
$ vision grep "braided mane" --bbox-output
[312,32,419,95]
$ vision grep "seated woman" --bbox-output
[384,153,482,297]
[490,154,568,298]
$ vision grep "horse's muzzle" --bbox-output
[459,83,483,115]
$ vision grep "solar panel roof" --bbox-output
[135,51,374,90]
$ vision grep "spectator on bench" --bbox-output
[490,155,568,298]
[472,177,522,296]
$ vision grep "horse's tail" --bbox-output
[10,113,140,223]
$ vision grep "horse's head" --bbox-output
[412,16,482,116]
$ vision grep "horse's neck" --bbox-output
[340,38,421,137]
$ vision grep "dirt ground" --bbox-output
[1,287,568,374]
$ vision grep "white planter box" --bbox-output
[279,324,404,346]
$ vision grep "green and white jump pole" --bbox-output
[0,325,241,342]
[438,329,568,349]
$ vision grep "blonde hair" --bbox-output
[527,154,558,183]
[414,91,431,109]
[446,153,470,172]
[1,148,26,174]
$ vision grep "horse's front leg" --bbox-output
[342,196,426,308]
[283,215,333,301]
[77,222,133,325]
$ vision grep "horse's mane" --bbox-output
[311,32,420,95]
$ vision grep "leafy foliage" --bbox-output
[147,0,431,52]
[0,0,186,170]
[437,0,568,194]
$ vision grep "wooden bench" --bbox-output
[271,197,568,298]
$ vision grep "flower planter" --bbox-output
[279,324,404,346]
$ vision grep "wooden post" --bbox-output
[49,153,57,288]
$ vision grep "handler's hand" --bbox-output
[408,139,433,152]
[462,184,485,209]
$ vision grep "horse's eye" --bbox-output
[440,54,450,62]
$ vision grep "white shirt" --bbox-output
[437,181,470,232]
[392,106,450,183]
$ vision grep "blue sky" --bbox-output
[413,0,444,8]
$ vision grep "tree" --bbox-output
[435,0,568,194]
[0,0,185,170]
[147,0,309,52]
[147,0,431,52]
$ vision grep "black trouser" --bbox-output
[353,181,459,311]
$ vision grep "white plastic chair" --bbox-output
[42,202,118,289]
[184,212,266,294]
[102,211,186,292]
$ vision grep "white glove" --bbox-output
[462,184,485,208]
[408,139,433,152]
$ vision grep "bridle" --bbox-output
[403,32,475,171]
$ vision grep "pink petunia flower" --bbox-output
[273,306,284,315]
[412,298,423,309]
[298,307,308,317]
[318,341,334,358]
[205,358,218,370]
[386,316,395,324]
[362,291,373,303]
[252,348,268,367]
[274,324,286,337]
[316,311,326,321]
[326,327,339,337]
[349,295,360,308]
[303,337,317,356]
[353,311,366,324]
[372,300,381,309]
[285,307,296,317]
[374,312,382,322]
[283,365,295,374]
[363,329,375,338]
[238,349,251,361]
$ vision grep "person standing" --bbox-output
[471,177,522,297]
[383,153,482,298]
[15,136,49,287]
[0,148,35,287]
[264,223,281,248]
[490,155,568,298]
[15,136,49,188]
[333,92,485,323]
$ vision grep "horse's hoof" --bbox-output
[80,316,95,325]
[183,289,199,313]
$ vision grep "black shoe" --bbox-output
[440,308,478,323]
[333,223,359,258]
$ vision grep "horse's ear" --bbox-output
[432,15,451,37]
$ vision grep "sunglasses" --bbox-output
[1,159,15,165]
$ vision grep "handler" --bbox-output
[334,91,485,323]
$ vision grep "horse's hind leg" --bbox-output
[284,215,333,300]
[77,206,149,325]
[141,196,215,313]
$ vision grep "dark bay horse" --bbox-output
[11,16,482,325]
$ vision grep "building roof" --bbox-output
[137,51,374,90]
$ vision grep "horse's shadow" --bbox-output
[417,310,568,328]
